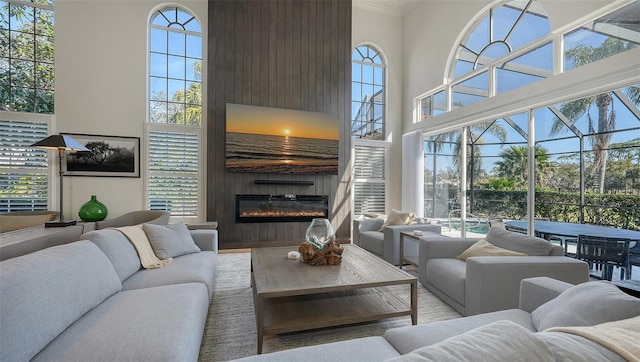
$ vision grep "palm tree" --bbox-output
[169,61,203,126]
[494,145,553,189]
[550,38,640,193]
[425,121,507,173]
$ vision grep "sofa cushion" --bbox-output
[531,281,640,331]
[384,309,534,354]
[32,283,209,362]
[536,331,627,362]
[385,320,554,362]
[143,222,201,259]
[379,209,415,231]
[122,250,217,297]
[82,229,142,282]
[486,227,553,256]
[0,241,122,362]
[456,239,527,261]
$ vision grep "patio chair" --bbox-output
[626,241,640,279]
[575,234,630,281]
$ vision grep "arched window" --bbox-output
[451,0,550,81]
[148,6,202,125]
[352,45,385,140]
[352,45,387,217]
[147,6,203,220]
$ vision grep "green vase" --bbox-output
[78,195,108,222]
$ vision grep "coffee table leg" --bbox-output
[399,234,405,269]
[256,296,264,354]
[411,280,417,325]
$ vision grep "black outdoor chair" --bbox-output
[626,241,640,279]
[575,235,631,281]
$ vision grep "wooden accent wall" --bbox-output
[207,0,352,249]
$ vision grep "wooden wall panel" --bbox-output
[208,0,352,249]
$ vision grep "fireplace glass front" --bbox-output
[235,194,329,223]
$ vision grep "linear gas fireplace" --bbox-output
[236,194,329,223]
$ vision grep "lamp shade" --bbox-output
[31,134,89,152]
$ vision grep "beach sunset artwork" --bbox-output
[225,103,340,175]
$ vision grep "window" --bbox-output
[352,45,385,140]
[563,2,640,72]
[451,0,550,81]
[0,115,51,212]
[352,44,387,217]
[0,0,54,213]
[353,141,387,216]
[148,129,200,217]
[147,6,203,220]
[0,0,55,113]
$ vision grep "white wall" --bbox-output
[54,0,207,219]
[352,4,404,211]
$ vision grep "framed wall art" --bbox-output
[61,133,140,177]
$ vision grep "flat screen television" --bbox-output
[225,103,340,175]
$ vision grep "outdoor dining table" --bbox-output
[504,220,640,284]
[503,220,640,241]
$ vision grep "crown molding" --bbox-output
[353,0,410,16]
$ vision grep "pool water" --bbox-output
[436,220,491,235]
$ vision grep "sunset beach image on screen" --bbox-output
[225,103,340,175]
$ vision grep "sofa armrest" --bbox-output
[465,256,589,315]
[353,218,385,246]
[418,236,480,286]
[519,277,575,313]
[190,229,218,252]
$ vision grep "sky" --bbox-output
[226,103,340,140]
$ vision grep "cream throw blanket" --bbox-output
[115,225,172,269]
[547,316,640,362]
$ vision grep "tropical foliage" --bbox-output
[0,1,55,113]
[553,38,640,193]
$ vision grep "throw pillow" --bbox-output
[486,226,553,256]
[456,239,527,261]
[378,209,416,231]
[531,281,640,331]
[142,222,201,259]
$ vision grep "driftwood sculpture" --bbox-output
[298,240,343,266]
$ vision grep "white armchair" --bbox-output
[419,227,590,316]
[353,218,442,265]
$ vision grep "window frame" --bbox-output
[146,5,205,222]
[351,44,387,140]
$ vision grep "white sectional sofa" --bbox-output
[232,277,640,361]
[0,226,217,361]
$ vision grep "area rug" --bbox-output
[198,252,462,361]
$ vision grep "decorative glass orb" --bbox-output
[305,218,335,250]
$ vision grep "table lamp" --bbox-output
[31,134,89,227]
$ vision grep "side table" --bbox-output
[399,231,422,271]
